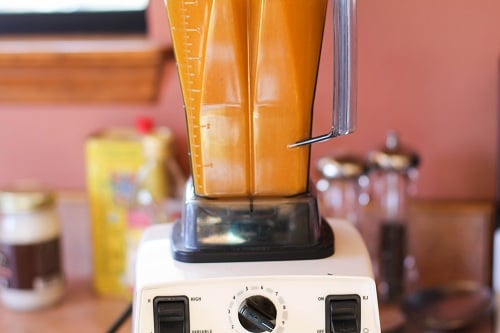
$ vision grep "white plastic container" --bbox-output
[0,189,64,311]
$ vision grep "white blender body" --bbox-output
[133,219,380,333]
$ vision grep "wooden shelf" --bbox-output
[0,35,169,103]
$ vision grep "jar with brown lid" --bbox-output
[0,188,64,311]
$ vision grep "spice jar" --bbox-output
[0,189,64,311]
[367,131,419,304]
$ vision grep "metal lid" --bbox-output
[0,189,55,214]
[316,155,366,180]
[367,131,419,172]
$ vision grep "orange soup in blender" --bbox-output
[166,0,328,198]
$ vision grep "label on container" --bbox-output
[0,238,62,290]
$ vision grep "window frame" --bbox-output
[0,10,147,35]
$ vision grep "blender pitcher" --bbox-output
[166,0,357,262]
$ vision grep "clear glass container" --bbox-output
[316,154,368,223]
[367,131,420,304]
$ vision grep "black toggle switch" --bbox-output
[154,296,189,333]
[325,295,361,333]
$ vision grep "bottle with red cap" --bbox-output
[133,116,171,204]
[124,116,174,288]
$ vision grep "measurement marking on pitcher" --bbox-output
[177,0,206,192]
[185,28,201,34]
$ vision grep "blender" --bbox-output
[133,1,381,332]
[168,0,356,262]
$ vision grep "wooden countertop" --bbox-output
[379,303,495,333]
[0,279,131,332]
[0,194,496,332]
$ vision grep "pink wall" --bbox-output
[346,0,500,200]
[0,0,498,200]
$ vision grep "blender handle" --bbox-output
[289,0,357,148]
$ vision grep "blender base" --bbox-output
[173,181,333,263]
[171,218,334,263]
[132,218,381,333]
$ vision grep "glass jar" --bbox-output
[367,131,419,304]
[316,154,375,264]
[316,154,369,224]
[0,189,64,311]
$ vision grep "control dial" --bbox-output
[238,295,277,333]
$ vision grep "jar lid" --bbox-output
[316,155,366,179]
[367,131,419,172]
[0,189,55,214]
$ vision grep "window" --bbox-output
[0,0,148,34]
[0,0,167,103]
